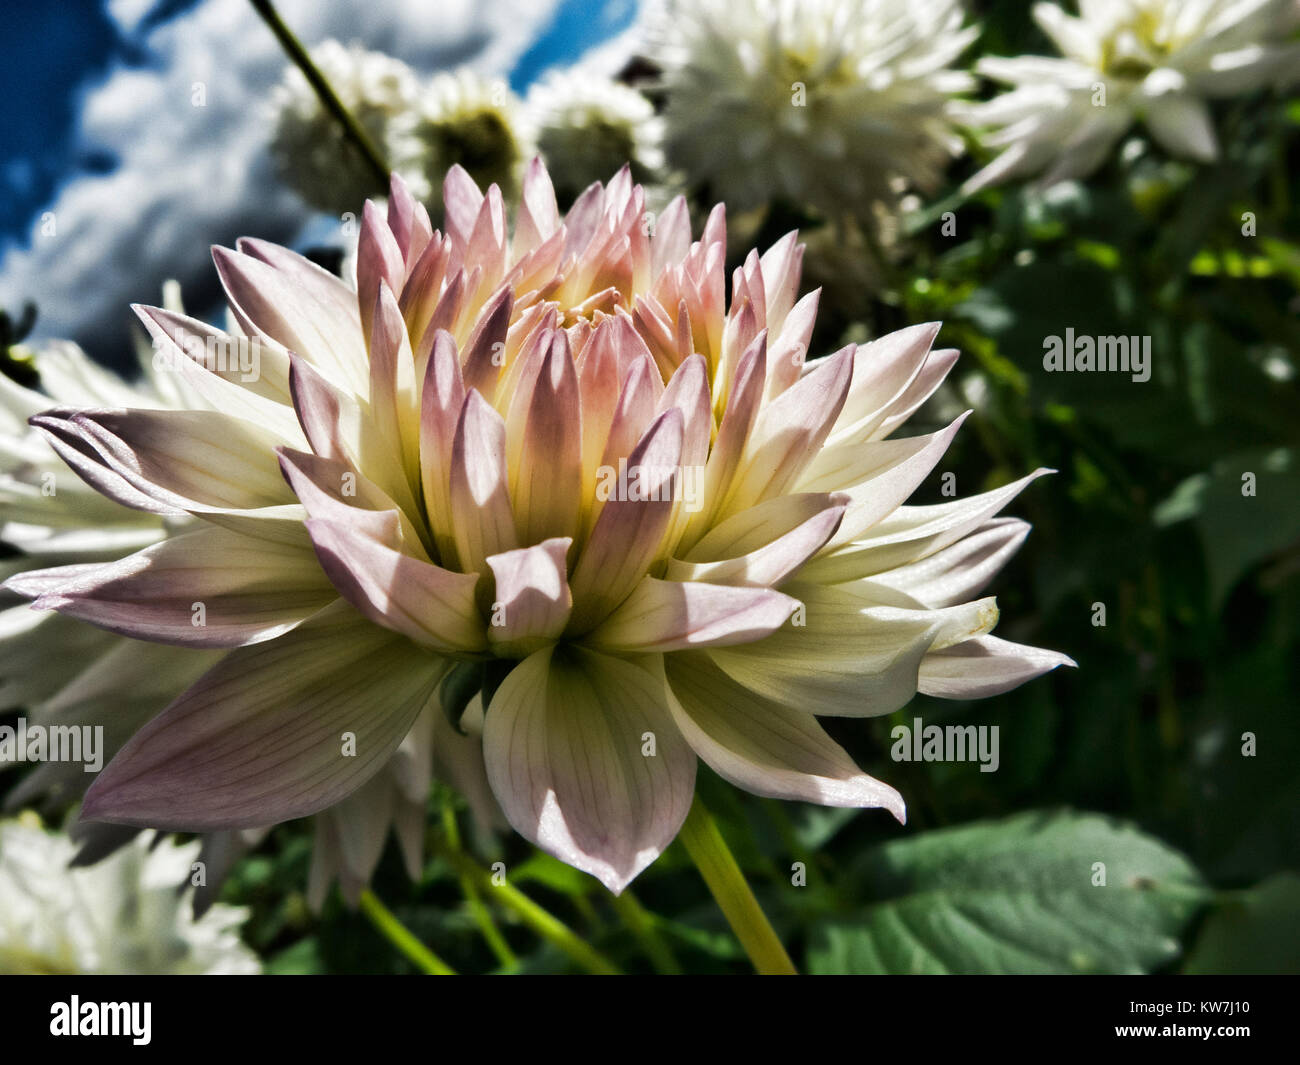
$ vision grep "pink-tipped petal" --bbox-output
[582,577,799,653]
[918,635,1076,699]
[665,652,905,820]
[482,645,696,895]
[485,537,574,657]
[80,601,449,831]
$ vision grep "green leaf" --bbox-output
[806,810,1209,975]
[1184,875,1300,974]
[1156,447,1300,606]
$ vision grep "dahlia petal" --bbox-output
[802,468,1052,581]
[829,322,942,444]
[443,165,486,253]
[304,517,486,653]
[418,330,466,562]
[133,303,295,411]
[723,344,853,513]
[651,195,692,282]
[400,234,449,350]
[33,407,294,514]
[482,645,696,895]
[765,289,820,398]
[278,447,430,557]
[758,230,803,335]
[667,495,846,587]
[235,236,363,342]
[80,601,449,831]
[463,185,509,285]
[918,634,1076,699]
[665,651,905,819]
[569,407,683,630]
[872,347,960,440]
[485,537,573,657]
[460,284,513,397]
[510,332,583,546]
[288,353,365,465]
[582,576,799,653]
[8,522,334,647]
[31,415,182,516]
[369,281,421,479]
[213,245,366,395]
[803,412,971,546]
[680,331,766,548]
[357,200,405,354]
[514,157,561,257]
[449,389,519,575]
[872,518,1030,607]
[706,580,947,717]
[385,172,433,269]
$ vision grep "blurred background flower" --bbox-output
[0,814,260,974]
[957,0,1300,191]
[648,0,976,221]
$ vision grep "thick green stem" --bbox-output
[358,889,456,975]
[678,795,797,975]
[248,0,392,187]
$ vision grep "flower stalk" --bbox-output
[678,795,797,976]
[249,0,392,186]
[433,836,621,975]
[357,888,456,975]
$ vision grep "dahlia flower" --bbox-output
[271,39,421,214]
[0,815,259,974]
[523,70,663,205]
[958,0,1300,192]
[389,68,533,215]
[9,160,1071,893]
[650,0,976,218]
[0,321,491,908]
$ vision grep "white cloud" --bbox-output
[0,0,561,363]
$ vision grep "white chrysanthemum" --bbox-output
[958,0,1300,191]
[0,815,259,974]
[389,68,534,215]
[271,39,421,214]
[651,0,977,216]
[523,70,664,205]
[0,306,494,907]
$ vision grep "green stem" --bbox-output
[358,888,456,975]
[441,801,518,970]
[678,795,797,975]
[248,0,392,187]
[608,890,682,974]
[435,840,621,975]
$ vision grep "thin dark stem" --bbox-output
[249,0,392,188]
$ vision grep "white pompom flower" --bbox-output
[523,69,664,205]
[389,68,534,216]
[0,815,260,974]
[650,0,977,218]
[958,0,1300,192]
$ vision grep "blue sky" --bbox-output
[0,0,640,359]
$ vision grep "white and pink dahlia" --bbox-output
[9,161,1071,893]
